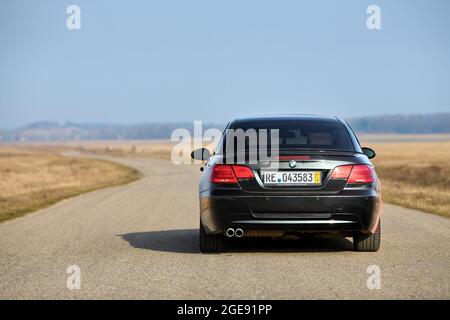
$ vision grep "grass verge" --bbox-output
[0,146,140,223]
[365,141,450,218]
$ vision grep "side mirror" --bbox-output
[362,147,376,159]
[191,148,211,161]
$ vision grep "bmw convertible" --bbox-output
[191,115,381,253]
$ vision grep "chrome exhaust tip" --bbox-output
[235,228,244,238]
[225,228,235,238]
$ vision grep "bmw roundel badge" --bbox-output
[289,160,297,168]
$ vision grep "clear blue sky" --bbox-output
[1,0,449,128]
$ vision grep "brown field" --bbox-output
[20,140,176,160]
[362,140,450,218]
[0,146,140,223]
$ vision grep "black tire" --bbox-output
[199,222,224,253]
[353,221,381,252]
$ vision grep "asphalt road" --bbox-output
[0,156,449,299]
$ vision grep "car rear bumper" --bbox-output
[200,191,381,235]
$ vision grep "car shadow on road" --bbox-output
[119,229,354,254]
[120,229,199,254]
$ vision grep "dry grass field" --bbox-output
[363,140,450,218]
[0,146,140,223]
[28,140,175,160]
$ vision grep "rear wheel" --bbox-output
[353,221,381,252]
[199,222,224,253]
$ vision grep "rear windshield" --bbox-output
[221,120,355,152]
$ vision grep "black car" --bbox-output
[192,115,381,253]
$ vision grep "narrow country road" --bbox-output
[0,156,449,299]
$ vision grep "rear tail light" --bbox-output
[347,165,374,183]
[232,165,254,179]
[211,165,237,183]
[330,165,352,179]
[331,164,374,184]
[210,164,254,184]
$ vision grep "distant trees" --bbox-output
[1,122,224,141]
[1,113,449,141]
[347,113,450,134]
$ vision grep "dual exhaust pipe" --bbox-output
[225,227,244,238]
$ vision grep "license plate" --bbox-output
[262,171,321,185]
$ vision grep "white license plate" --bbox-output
[262,171,321,185]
